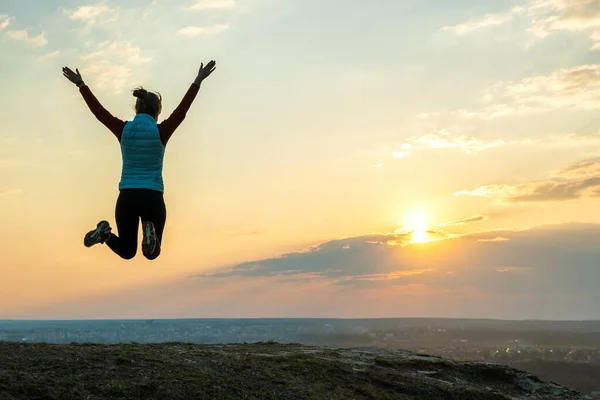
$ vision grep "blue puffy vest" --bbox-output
[118,113,165,193]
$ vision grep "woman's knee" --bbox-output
[121,249,137,260]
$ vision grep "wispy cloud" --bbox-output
[410,131,509,151]
[443,0,600,50]
[39,50,61,60]
[391,130,530,158]
[422,64,600,119]
[0,14,12,32]
[438,215,488,227]
[478,237,510,243]
[0,188,22,197]
[5,30,47,47]
[455,179,600,203]
[483,64,600,113]
[178,24,230,36]
[77,39,151,93]
[189,0,237,10]
[63,3,118,29]
[455,184,519,199]
[81,60,131,94]
[553,158,600,179]
[527,0,600,43]
[455,158,600,204]
[82,40,151,64]
[442,8,522,35]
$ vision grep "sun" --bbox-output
[406,211,430,243]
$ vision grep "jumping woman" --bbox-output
[62,60,217,260]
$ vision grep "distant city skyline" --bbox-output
[2,0,600,319]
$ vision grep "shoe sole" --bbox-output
[142,221,157,257]
[84,220,110,247]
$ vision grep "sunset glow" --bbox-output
[405,211,430,243]
[2,0,600,320]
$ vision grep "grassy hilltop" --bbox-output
[0,341,590,400]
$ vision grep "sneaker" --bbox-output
[142,220,158,258]
[84,220,112,247]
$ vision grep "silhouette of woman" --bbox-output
[62,60,216,260]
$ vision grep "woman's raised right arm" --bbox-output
[63,66,126,141]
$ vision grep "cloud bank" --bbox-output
[455,159,600,204]
[196,223,600,300]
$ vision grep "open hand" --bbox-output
[196,60,216,83]
[62,66,83,85]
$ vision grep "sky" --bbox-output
[2,0,600,320]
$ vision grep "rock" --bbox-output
[417,370,438,375]
[516,375,540,393]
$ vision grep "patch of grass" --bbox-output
[106,380,128,396]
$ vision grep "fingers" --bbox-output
[201,60,216,70]
[204,61,216,75]
[62,66,81,83]
[62,66,75,78]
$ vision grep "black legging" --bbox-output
[106,189,166,260]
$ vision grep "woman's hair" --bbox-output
[132,86,162,118]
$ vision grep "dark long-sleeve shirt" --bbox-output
[79,82,201,145]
